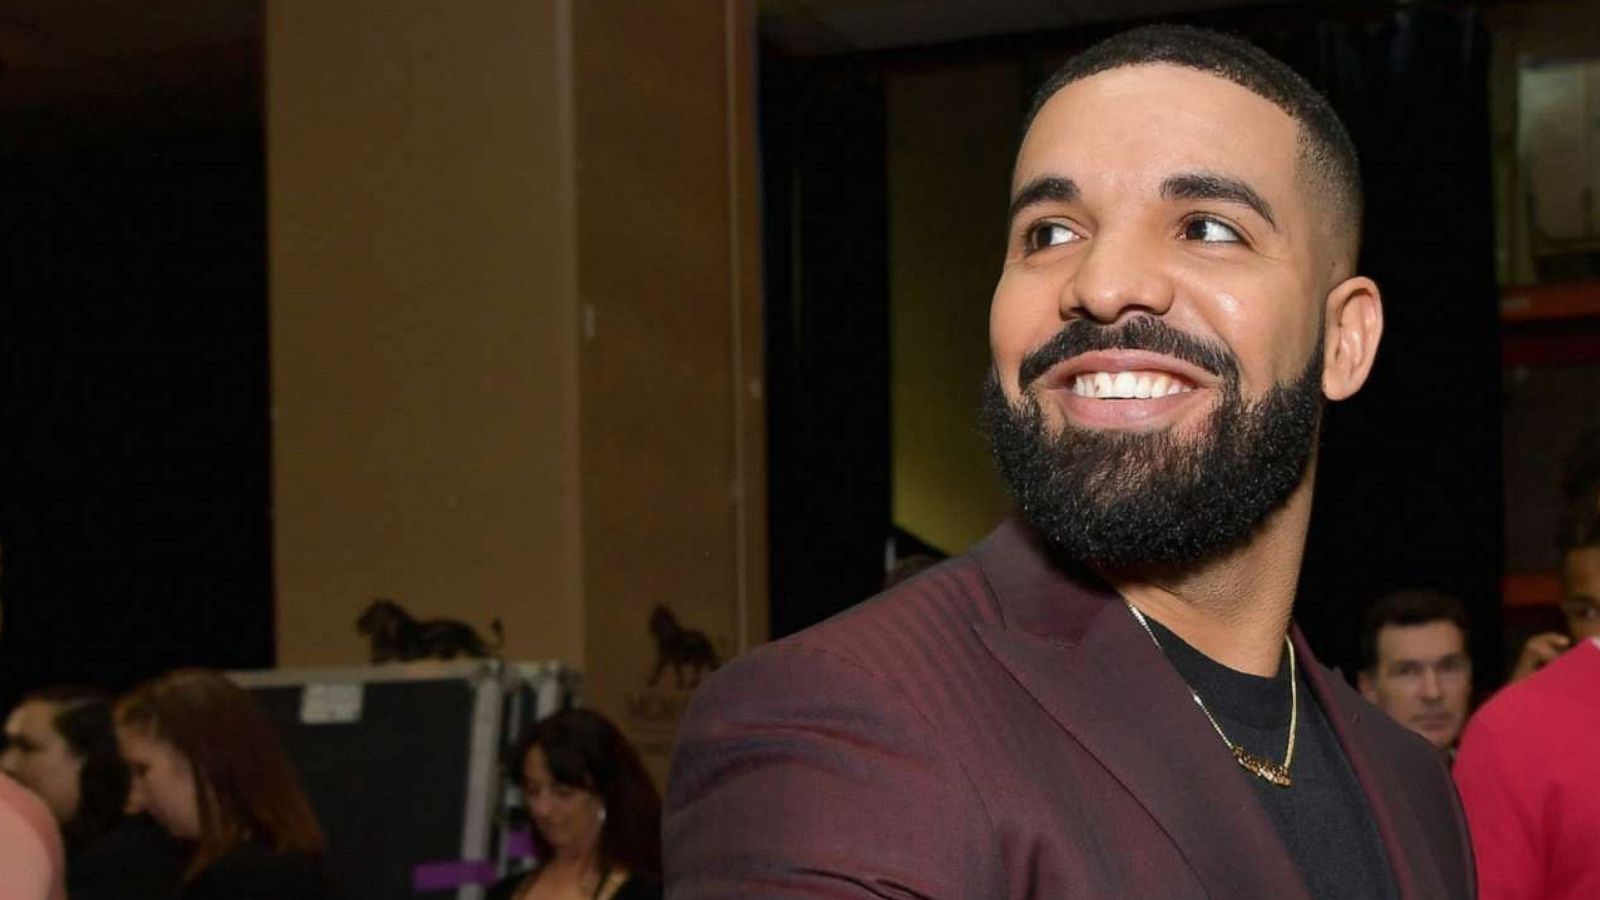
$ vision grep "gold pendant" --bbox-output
[1232,744,1292,787]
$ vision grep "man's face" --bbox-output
[0,700,84,824]
[1561,545,1600,642]
[1358,622,1472,750]
[985,64,1334,566]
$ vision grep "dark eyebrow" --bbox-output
[1008,175,1078,224]
[1161,172,1277,230]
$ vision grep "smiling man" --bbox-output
[666,25,1474,900]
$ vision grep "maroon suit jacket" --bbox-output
[665,519,1475,898]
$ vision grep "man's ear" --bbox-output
[1357,668,1379,701]
[1322,276,1383,401]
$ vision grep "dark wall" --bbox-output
[1262,10,1505,686]
[762,6,1503,682]
[762,53,892,638]
[0,70,273,709]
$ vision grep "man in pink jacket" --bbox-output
[1454,467,1600,900]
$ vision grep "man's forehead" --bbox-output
[1013,62,1300,190]
[1378,621,1467,657]
[3,708,33,735]
[1563,545,1600,581]
[8,702,48,728]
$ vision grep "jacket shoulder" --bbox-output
[769,554,999,670]
[664,558,1004,897]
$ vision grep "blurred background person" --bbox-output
[1505,432,1600,680]
[1505,629,1571,682]
[2,686,182,899]
[1452,437,1600,900]
[1555,443,1600,647]
[115,668,328,900]
[1357,590,1473,754]
[489,708,661,900]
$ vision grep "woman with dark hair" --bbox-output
[114,668,329,899]
[2,686,184,899]
[489,708,662,900]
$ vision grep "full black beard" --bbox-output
[981,317,1324,569]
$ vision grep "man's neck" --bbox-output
[1101,476,1315,677]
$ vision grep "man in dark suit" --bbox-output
[666,24,1474,899]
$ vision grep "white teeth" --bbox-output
[1070,370,1196,400]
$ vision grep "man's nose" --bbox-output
[1062,229,1176,324]
[1420,668,1444,699]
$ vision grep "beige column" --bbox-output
[571,1,767,783]
[267,0,764,783]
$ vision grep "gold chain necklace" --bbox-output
[1125,602,1298,788]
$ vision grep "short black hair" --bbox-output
[1359,590,1469,673]
[1022,24,1363,259]
[18,686,126,850]
[1558,425,1600,554]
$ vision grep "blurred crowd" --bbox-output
[0,671,661,900]
[1354,426,1600,899]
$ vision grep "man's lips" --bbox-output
[1034,350,1221,396]
[1030,350,1221,429]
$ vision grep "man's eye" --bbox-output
[1025,222,1079,251]
[1181,217,1242,243]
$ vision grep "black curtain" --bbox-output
[1224,9,1502,686]
[761,50,892,639]
[762,5,1502,683]
[0,70,273,709]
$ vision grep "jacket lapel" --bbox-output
[1300,645,1450,900]
[970,522,1313,900]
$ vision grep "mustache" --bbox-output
[1017,316,1239,392]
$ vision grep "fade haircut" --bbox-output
[1023,24,1364,264]
[1359,590,1469,673]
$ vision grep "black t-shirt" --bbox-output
[67,814,186,900]
[180,844,329,900]
[486,869,663,900]
[1146,616,1400,900]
